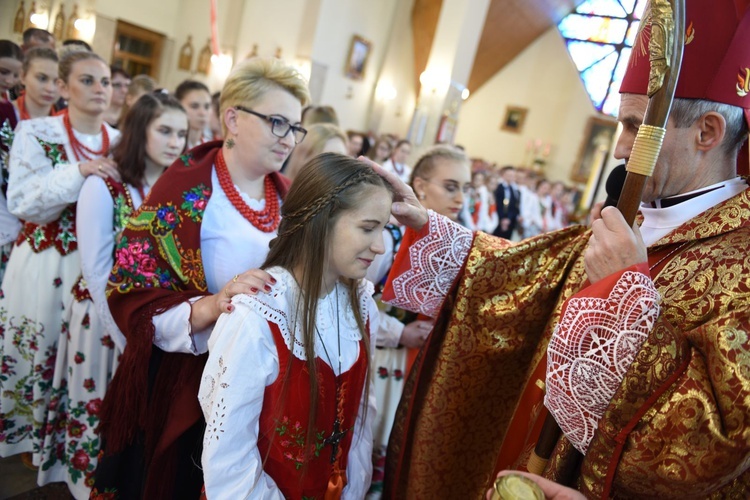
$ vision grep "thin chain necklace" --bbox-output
[315,282,348,464]
[215,148,280,232]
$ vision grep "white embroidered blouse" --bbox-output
[198,267,378,499]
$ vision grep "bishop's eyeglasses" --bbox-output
[235,106,308,144]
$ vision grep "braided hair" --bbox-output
[262,152,391,461]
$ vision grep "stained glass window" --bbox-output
[558,0,647,116]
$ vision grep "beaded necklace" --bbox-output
[63,110,110,161]
[215,148,280,233]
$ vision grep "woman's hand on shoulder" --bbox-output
[191,269,277,331]
[79,157,121,182]
[359,156,428,231]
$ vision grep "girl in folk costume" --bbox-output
[0,50,119,466]
[0,40,24,283]
[200,153,389,499]
[38,93,187,499]
[176,79,213,151]
[367,145,471,496]
[1,47,60,283]
[93,57,310,499]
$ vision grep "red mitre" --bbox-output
[620,0,750,175]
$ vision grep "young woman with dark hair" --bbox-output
[200,153,390,498]
[0,50,120,466]
[103,66,131,128]
[37,92,187,498]
[0,40,23,261]
[175,79,212,150]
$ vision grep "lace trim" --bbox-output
[386,210,472,317]
[233,266,373,360]
[545,271,661,453]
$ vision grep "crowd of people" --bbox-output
[0,1,749,496]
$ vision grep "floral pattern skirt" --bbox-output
[38,294,121,499]
[0,242,80,461]
[367,346,408,498]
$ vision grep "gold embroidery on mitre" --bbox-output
[737,68,750,97]
[685,21,694,45]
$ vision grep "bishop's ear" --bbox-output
[695,111,727,153]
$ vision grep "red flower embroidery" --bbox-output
[71,449,90,470]
[86,398,102,415]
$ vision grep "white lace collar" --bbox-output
[233,266,374,361]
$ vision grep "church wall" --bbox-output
[455,27,597,185]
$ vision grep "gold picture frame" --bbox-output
[500,106,528,134]
[345,35,371,80]
[570,116,618,184]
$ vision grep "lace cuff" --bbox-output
[382,211,473,317]
[545,266,660,453]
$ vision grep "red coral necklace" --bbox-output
[215,149,280,233]
[63,110,110,161]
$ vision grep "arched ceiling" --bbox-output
[412,0,586,95]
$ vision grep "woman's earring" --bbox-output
[417,192,426,200]
[225,137,235,149]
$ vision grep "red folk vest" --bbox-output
[258,321,368,500]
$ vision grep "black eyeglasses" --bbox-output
[235,105,307,144]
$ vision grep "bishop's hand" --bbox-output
[359,156,429,231]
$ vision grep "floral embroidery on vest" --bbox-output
[17,139,78,254]
[274,416,327,470]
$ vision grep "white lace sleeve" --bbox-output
[545,271,660,453]
[7,120,86,224]
[386,211,473,317]
[199,301,284,499]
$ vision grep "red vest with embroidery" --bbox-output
[16,140,78,255]
[258,321,368,500]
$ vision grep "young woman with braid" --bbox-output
[93,57,310,499]
[38,92,188,499]
[0,50,119,467]
[200,153,390,499]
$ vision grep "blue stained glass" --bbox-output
[581,52,619,108]
[567,41,616,71]
[601,48,632,116]
[576,0,627,18]
[558,15,629,44]
[619,0,636,14]
[625,20,641,46]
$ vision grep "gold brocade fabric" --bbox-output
[575,189,750,498]
[385,187,750,499]
[384,225,590,499]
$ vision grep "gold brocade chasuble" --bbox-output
[384,187,750,499]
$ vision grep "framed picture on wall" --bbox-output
[571,116,618,184]
[500,106,528,133]
[345,35,371,80]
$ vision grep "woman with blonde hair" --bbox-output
[284,122,347,180]
[94,57,310,499]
